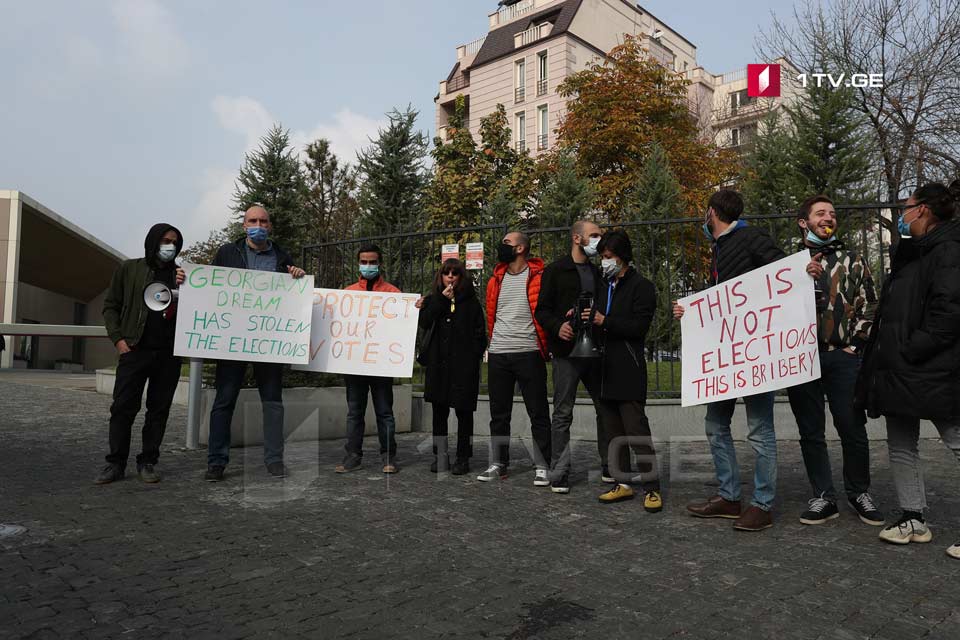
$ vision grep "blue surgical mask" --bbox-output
[157,245,177,262]
[898,209,919,238]
[359,265,379,280]
[583,237,600,258]
[246,227,268,243]
[805,230,834,247]
[702,210,714,241]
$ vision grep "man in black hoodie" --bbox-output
[96,224,185,484]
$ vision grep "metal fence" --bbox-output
[301,204,901,398]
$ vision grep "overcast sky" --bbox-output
[0,0,797,258]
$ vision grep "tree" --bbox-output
[741,110,805,217]
[532,151,595,228]
[232,124,307,250]
[356,106,428,237]
[557,35,738,219]
[302,138,360,247]
[179,226,235,265]
[425,95,484,230]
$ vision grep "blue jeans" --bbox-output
[344,375,396,461]
[704,391,777,511]
[207,361,285,467]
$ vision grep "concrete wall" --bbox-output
[84,289,117,371]
[1,196,17,369]
[16,282,79,369]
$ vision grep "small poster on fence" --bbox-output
[441,244,460,261]
[677,251,820,407]
[466,242,483,270]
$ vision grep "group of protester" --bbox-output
[93,180,960,559]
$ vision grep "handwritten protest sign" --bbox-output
[293,288,421,378]
[174,264,314,364]
[678,251,819,407]
[466,242,484,270]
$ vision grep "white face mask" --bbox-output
[157,244,177,262]
[583,236,601,258]
[601,257,620,278]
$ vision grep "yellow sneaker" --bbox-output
[599,484,635,503]
[644,490,663,513]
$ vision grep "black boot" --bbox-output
[451,458,470,475]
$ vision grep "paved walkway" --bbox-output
[1,378,959,639]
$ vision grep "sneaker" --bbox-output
[879,514,932,545]
[137,464,161,484]
[382,463,399,474]
[204,465,225,482]
[551,474,570,494]
[946,542,960,559]
[477,465,507,482]
[733,506,774,531]
[451,459,470,475]
[849,493,885,526]
[643,490,663,513]
[600,466,615,484]
[266,462,288,478]
[94,464,124,485]
[599,484,635,503]
[800,496,839,525]
[335,456,362,474]
[533,468,550,487]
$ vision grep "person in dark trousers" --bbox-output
[415,259,487,475]
[786,195,884,526]
[96,223,185,485]
[585,230,662,512]
[535,219,608,494]
[674,189,786,531]
[855,180,960,559]
[335,244,402,475]
[478,231,552,484]
[204,206,307,482]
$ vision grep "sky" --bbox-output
[0,0,797,259]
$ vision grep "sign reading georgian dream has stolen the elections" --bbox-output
[677,251,820,407]
[173,264,314,364]
[293,288,421,378]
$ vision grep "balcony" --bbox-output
[537,78,548,96]
[537,134,548,151]
[447,72,470,93]
[516,140,527,153]
[491,0,536,27]
[514,23,552,49]
[515,86,526,103]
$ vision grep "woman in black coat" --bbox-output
[416,259,487,474]
[855,180,960,558]
[582,230,661,512]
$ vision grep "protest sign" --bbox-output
[677,251,819,406]
[294,288,421,378]
[466,242,484,270]
[174,264,314,364]
[442,244,460,261]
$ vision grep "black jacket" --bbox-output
[535,254,601,358]
[855,220,960,419]
[595,267,656,402]
[418,287,487,411]
[212,237,295,272]
[712,221,785,284]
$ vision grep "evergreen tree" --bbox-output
[533,151,595,228]
[625,142,681,221]
[302,138,360,247]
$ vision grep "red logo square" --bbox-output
[747,64,781,97]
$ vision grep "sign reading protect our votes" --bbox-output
[174,264,314,364]
[677,251,820,407]
[293,288,421,378]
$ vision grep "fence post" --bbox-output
[185,358,203,450]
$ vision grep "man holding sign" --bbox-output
[203,206,307,482]
[674,190,786,531]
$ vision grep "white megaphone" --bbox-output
[144,282,179,312]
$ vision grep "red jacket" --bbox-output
[485,257,548,359]
[345,276,400,293]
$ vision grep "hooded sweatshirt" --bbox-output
[139,224,183,349]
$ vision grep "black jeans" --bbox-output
[597,399,660,492]
[432,404,473,460]
[550,355,606,477]
[487,351,551,469]
[787,348,870,501]
[107,348,181,467]
[208,361,285,466]
[344,375,397,461]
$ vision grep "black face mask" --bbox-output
[497,243,517,263]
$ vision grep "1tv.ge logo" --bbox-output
[748,63,884,97]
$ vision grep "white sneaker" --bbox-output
[878,517,933,545]
[476,465,506,482]
[946,542,960,559]
[533,468,550,487]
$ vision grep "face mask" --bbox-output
[583,237,600,258]
[497,243,516,263]
[246,227,268,243]
[601,258,620,278]
[359,265,379,280]
[805,230,834,247]
[157,244,177,262]
[702,210,714,241]
[898,208,920,238]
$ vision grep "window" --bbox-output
[515,59,526,103]
[537,105,548,150]
[731,128,740,147]
[537,51,548,96]
[515,112,526,152]
[730,89,756,112]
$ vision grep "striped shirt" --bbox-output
[488,267,539,354]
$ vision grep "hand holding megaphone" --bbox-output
[144,282,179,312]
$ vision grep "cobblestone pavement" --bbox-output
[2,379,960,640]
